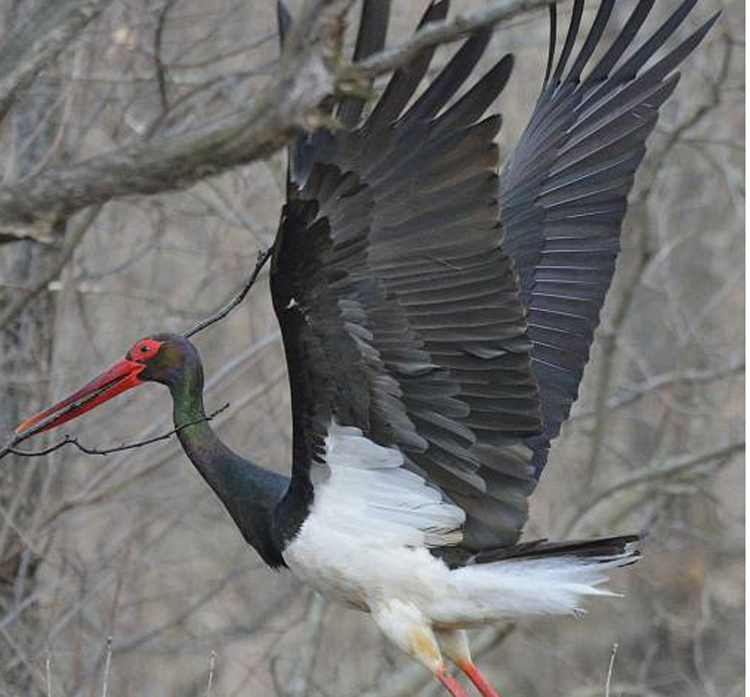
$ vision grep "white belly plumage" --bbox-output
[282,421,461,613]
[282,422,628,628]
[284,525,451,611]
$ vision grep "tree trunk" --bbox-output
[0,68,66,693]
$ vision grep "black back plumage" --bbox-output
[271,0,715,555]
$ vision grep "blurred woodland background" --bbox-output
[0,0,744,695]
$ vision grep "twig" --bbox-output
[0,205,102,334]
[101,636,113,697]
[184,248,273,338]
[560,439,745,536]
[288,592,327,697]
[605,643,618,697]
[0,0,557,232]
[352,0,549,79]
[572,358,745,421]
[152,0,178,119]
[206,651,217,697]
[0,404,230,462]
[0,0,114,126]
[45,653,52,697]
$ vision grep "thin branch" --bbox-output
[0,0,114,125]
[206,651,216,697]
[0,204,102,333]
[152,0,178,119]
[560,439,745,536]
[100,636,113,697]
[0,0,555,235]
[0,404,230,462]
[0,0,353,235]
[184,247,273,338]
[45,653,52,697]
[288,592,327,697]
[351,0,549,79]
[605,643,618,697]
[654,27,735,162]
[572,358,745,420]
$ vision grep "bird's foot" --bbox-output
[458,661,503,697]
[437,667,470,697]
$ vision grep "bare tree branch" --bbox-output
[184,247,273,339]
[0,0,114,127]
[572,358,745,420]
[287,592,326,697]
[0,0,352,236]
[0,0,553,237]
[561,438,745,537]
[0,205,101,334]
[351,0,549,79]
[0,403,229,462]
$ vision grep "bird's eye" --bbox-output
[140,346,149,353]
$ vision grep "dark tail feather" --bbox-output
[469,533,641,566]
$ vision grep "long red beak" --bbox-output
[15,359,146,438]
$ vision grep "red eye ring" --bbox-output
[128,338,162,361]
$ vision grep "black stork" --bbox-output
[14,2,716,695]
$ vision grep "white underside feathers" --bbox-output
[311,421,465,547]
[283,420,635,625]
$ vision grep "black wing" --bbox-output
[272,1,542,555]
[499,0,719,474]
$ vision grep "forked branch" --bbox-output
[0,404,230,462]
[184,248,273,339]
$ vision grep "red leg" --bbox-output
[437,667,471,697]
[458,661,503,697]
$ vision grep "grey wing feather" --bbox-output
[499,0,719,475]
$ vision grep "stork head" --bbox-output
[14,333,200,438]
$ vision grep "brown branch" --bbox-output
[183,247,273,339]
[351,0,549,79]
[572,358,745,421]
[0,0,114,125]
[0,403,229,462]
[0,0,554,235]
[0,281,258,461]
[152,0,178,119]
[560,438,745,537]
[0,205,101,334]
[0,0,353,236]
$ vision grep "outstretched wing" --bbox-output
[272,1,542,557]
[499,0,719,474]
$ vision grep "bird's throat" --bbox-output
[170,376,287,567]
